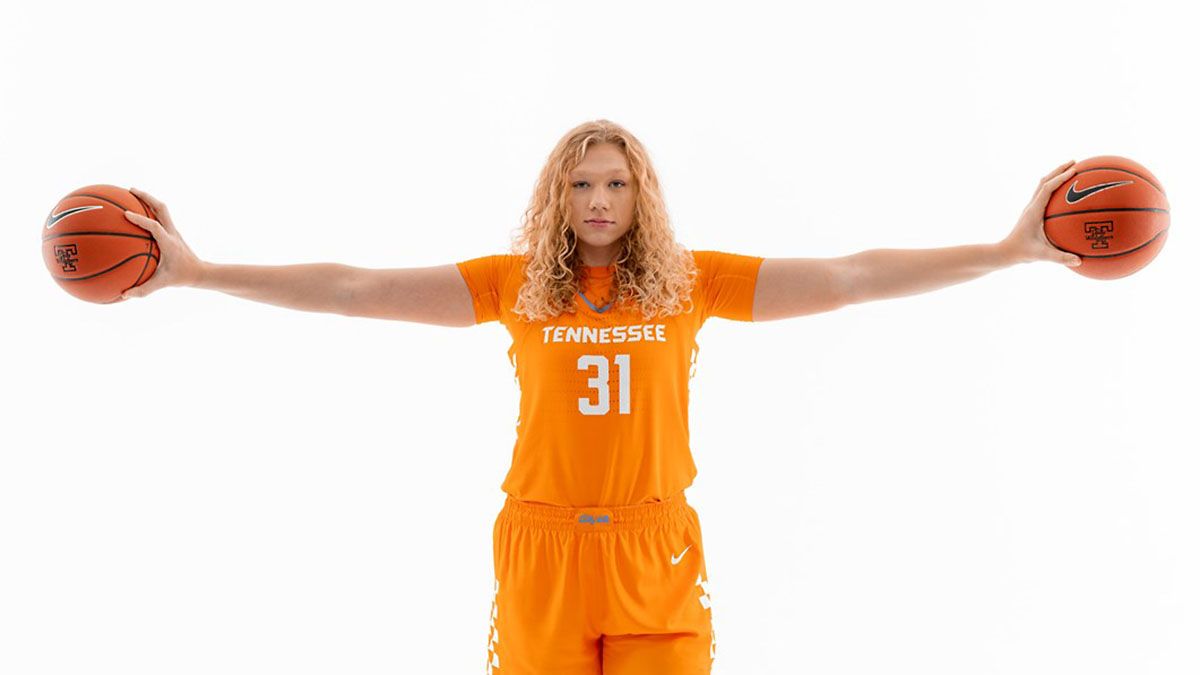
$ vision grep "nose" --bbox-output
[589,190,610,211]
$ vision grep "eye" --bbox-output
[572,180,627,189]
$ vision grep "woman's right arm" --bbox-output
[121,188,477,328]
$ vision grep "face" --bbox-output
[566,142,637,267]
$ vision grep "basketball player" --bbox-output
[119,120,1081,674]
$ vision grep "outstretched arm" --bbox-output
[121,187,476,327]
[752,161,1081,321]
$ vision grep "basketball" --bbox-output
[1043,155,1169,280]
[42,184,161,303]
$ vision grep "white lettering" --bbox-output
[541,323,668,344]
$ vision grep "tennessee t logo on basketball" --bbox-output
[1085,221,1116,249]
[40,185,162,304]
[54,244,79,272]
[1042,156,1169,280]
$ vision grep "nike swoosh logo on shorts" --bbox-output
[671,545,692,565]
[1064,180,1134,204]
[45,205,103,229]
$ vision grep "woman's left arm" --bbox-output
[752,160,1082,321]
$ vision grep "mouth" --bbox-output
[586,219,614,225]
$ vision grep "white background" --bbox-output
[2,1,1196,673]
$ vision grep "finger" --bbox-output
[124,210,167,237]
[128,186,166,211]
[128,187,176,231]
[1036,165,1078,202]
[121,283,155,300]
[1032,162,1072,200]
[1041,159,1075,183]
[1046,164,1077,189]
[1063,254,1082,267]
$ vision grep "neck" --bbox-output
[576,241,621,267]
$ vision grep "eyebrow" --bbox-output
[570,169,631,178]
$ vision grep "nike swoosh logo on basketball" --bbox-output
[45,205,103,229]
[1065,180,1134,204]
[671,545,692,565]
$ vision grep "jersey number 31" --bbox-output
[577,354,631,415]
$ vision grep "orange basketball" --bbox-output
[42,184,160,304]
[1044,155,1169,280]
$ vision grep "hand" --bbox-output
[121,187,207,298]
[1000,160,1083,267]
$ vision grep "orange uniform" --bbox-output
[456,250,764,506]
[456,249,764,674]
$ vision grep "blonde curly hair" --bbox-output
[509,119,699,322]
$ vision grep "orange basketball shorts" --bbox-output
[484,490,716,674]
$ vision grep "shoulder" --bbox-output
[689,249,765,278]
[456,253,526,277]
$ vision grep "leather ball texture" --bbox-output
[42,184,161,303]
[1044,155,1169,280]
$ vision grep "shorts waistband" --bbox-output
[499,491,690,532]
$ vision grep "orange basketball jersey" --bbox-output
[456,250,764,506]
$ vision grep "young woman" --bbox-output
[120,119,1081,674]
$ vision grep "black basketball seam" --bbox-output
[132,239,154,287]
[1044,207,1169,220]
[50,190,152,242]
[131,193,153,217]
[42,231,153,243]
[64,192,137,213]
[53,252,155,282]
[1073,167,1165,194]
